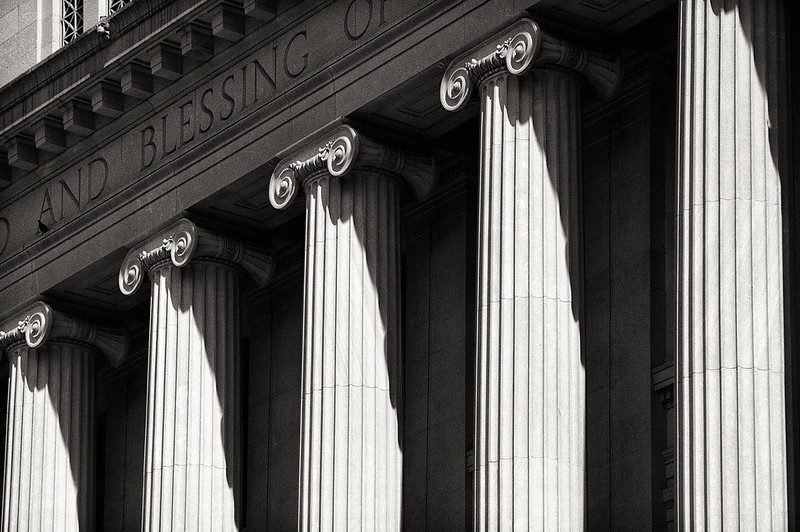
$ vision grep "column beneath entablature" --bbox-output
[440,19,619,530]
[270,123,435,531]
[119,218,273,531]
[677,1,789,528]
[0,302,128,531]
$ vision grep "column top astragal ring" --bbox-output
[0,301,129,366]
[119,218,274,296]
[269,121,436,210]
[440,18,622,112]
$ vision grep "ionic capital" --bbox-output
[119,218,274,296]
[0,301,129,366]
[269,122,436,210]
[440,18,621,112]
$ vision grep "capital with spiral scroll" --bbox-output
[440,18,621,112]
[0,301,129,366]
[119,218,274,296]
[268,121,437,210]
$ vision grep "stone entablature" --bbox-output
[0,0,278,172]
[0,0,490,317]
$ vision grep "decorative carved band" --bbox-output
[119,218,274,296]
[0,301,129,366]
[440,18,621,112]
[269,122,436,210]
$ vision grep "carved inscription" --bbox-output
[345,0,389,40]
[38,157,108,233]
[0,0,400,261]
[138,30,308,172]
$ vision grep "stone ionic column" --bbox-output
[0,301,128,531]
[440,20,619,530]
[119,218,273,530]
[269,123,435,530]
[677,1,789,528]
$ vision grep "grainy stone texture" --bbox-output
[244,273,304,530]
[402,164,471,530]
[582,63,675,529]
[677,0,790,527]
[0,0,39,87]
[102,360,147,531]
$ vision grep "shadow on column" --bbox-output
[713,0,794,526]
[177,263,243,529]
[16,344,93,528]
[325,168,404,523]
[687,0,791,525]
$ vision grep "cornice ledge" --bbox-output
[107,0,175,37]
[0,23,111,117]
[440,18,622,112]
[119,217,274,296]
[0,0,182,120]
[0,301,129,366]
[269,121,436,210]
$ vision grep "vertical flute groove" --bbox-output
[474,68,583,530]
[677,0,788,528]
[298,171,403,531]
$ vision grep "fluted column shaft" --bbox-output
[119,218,271,531]
[677,1,789,528]
[142,260,241,531]
[2,342,95,531]
[299,170,402,531]
[473,68,583,530]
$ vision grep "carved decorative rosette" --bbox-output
[0,301,129,366]
[119,217,274,296]
[440,18,621,112]
[268,122,436,210]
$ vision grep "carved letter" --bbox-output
[379,0,388,25]
[252,52,277,102]
[88,157,108,201]
[200,88,214,133]
[0,217,8,256]
[221,75,236,120]
[345,0,371,40]
[241,65,248,110]
[284,31,308,78]
[58,178,80,215]
[141,125,157,170]
[179,101,195,145]
[39,189,55,226]
[161,113,178,156]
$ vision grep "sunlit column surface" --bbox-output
[677,1,789,528]
[0,302,128,531]
[269,123,435,531]
[440,19,619,530]
[119,218,273,531]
